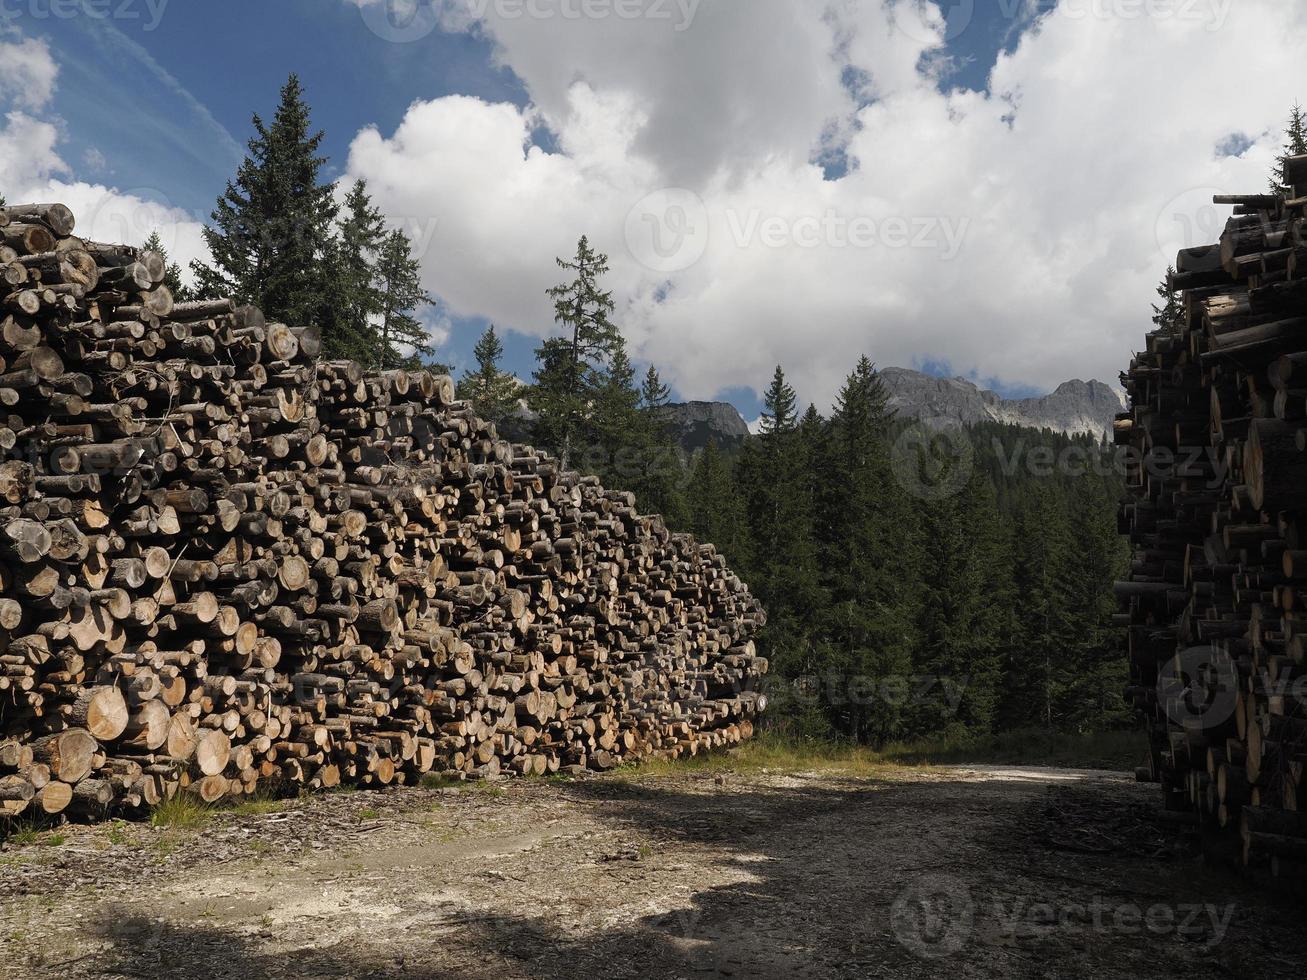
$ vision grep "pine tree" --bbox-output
[458,325,519,422]
[142,230,189,302]
[320,179,386,362]
[999,482,1074,731]
[588,340,642,482]
[1057,478,1130,732]
[910,466,1004,737]
[686,439,750,564]
[629,364,687,525]
[532,237,623,468]
[759,366,797,436]
[191,74,337,327]
[812,358,919,742]
[1270,103,1307,192]
[1151,267,1181,335]
[640,366,671,413]
[374,228,434,370]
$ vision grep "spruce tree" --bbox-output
[910,465,1004,737]
[759,366,797,435]
[533,237,623,468]
[142,230,189,302]
[814,357,918,742]
[191,74,337,326]
[686,439,750,564]
[640,366,671,412]
[374,228,434,370]
[588,340,642,482]
[1151,267,1181,335]
[320,179,386,362]
[630,364,687,525]
[458,325,519,422]
[1058,478,1130,731]
[1270,103,1307,192]
[999,481,1075,731]
[740,368,830,735]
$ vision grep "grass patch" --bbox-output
[874,730,1145,771]
[230,793,289,817]
[150,794,214,830]
[618,730,1144,780]
[2,821,44,847]
[420,773,464,789]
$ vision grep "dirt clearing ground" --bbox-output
[0,763,1303,979]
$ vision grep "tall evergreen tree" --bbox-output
[191,74,337,326]
[458,325,519,422]
[686,440,750,565]
[910,465,1004,737]
[1057,478,1130,731]
[640,366,671,413]
[142,230,188,302]
[998,482,1075,731]
[813,358,919,742]
[320,179,386,362]
[588,340,642,481]
[1151,267,1181,335]
[630,364,687,525]
[532,237,623,468]
[374,228,434,370]
[1270,103,1307,192]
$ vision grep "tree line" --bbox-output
[174,73,1134,745]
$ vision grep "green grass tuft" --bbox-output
[150,794,214,830]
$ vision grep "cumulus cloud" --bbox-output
[348,0,1305,408]
[0,34,58,111]
[0,29,207,275]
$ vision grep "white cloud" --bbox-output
[348,0,1305,409]
[0,29,207,278]
[0,34,58,111]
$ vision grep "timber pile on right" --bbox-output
[1118,151,1307,876]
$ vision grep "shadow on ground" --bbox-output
[59,773,1307,980]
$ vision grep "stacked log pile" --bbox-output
[0,203,768,820]
[1118,154,1307,876]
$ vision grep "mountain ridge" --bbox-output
[659,368,1123,456]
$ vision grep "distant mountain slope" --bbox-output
[659,369,1123,457]
[656,401,752,454]
[877,368,1124,440]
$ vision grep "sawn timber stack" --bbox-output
[0,202,768,820]
[1118,155,1307,877]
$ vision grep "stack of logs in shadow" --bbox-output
[1118,152,1307,877]
[0,203,768,820]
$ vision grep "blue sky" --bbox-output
[13,1,1112,416]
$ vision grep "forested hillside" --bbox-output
[169,74,1129,750]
